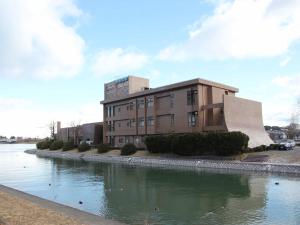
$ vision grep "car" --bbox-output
[279,139,296,150]
[80,140,93,145]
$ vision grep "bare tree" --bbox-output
[48,121,56,140]
[70,120,81,145]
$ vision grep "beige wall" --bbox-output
[223,95,273,147]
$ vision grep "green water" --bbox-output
[0,144,300,225]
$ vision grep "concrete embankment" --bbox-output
[0,184,123,225]
[26,149,300,175]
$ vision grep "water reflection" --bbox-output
[50,158,259,224]
[1,145,300,225]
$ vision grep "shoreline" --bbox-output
[0,184,123,225]
[26,149,300,175]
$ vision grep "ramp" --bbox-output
[223,95,273,148]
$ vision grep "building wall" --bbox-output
[103,81,234,148]
[57,122,103,145]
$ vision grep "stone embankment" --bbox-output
[26,149,300,175]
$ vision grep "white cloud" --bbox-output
[158,0,300,61]
[272,75,300,96]
[0,98,102,138]
[279,56,291,67]
[92,48,148,77]
[0,0,85,79]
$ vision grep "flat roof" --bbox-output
[101,77,239,104]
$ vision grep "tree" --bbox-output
[48,121,56,140]
[70,120,81,145]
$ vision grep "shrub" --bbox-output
[212,132,249,156]
[63,141,75,151]
[49,140,64,150]
[78,142,91,152]
[97,144,111,153]
[36,139,52,150]
[121,143,137,156]
[267,144,280,150]
[144,135,173,153]
[171,133,199,156]
[251,145,268,152]
[144,132,249,156]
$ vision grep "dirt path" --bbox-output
[0,190,84,225]
[0,185,123,225]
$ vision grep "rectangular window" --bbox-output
[129,119,136,127]
[138,118,145,127]
[119,137,124,143]
[170,94,174,108]
[129,102,134,110]
[147,116,154,126]
[188,111,198,127]
[138,99,144,109]
[118,107,121,112]
[187,90,197,105]
[171,114,175,127]
[125,136,130,143]
[146,97,154,108]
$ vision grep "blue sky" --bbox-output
[0,0,300,137]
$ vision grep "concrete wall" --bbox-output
[223,95,273,148]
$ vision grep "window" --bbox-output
[170,94,174,108]
[119,137,124,143]
[138,99,144,109]
[129,102,134,110]
[147,116,154,126]
[138,118,145,127]
[187,90,198,105]
[171,114,175,127]
[225,91,229,95]
[108,121,115,132]
[188,111,198,127]
[146,97,154,108]
[118,122,121,128]
[130,119,136,127]
[107,106,115,117]
[125,136,130,143]
[118,107,121,112]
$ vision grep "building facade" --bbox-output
[101,76,272,148]
[56,122,103,145]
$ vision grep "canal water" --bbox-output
[0,144,300,225]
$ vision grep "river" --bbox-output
[0,144,300,225]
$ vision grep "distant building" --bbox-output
[56,122,103,145]
[101,76,272,148]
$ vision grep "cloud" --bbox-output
[158,0,300,61]
[0,98,102,138]
[279,56,291,67]
[272,75,300,96]
[0,0,85,79]
[92,48,148,77]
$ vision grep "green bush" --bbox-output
[144,132,249,156]
[267,144,280,150]
[97,144,111,153]
[49,140,63,150]
[62,141,75,151]
[36,139,52,150]
[251,145,268,152]
[78,142,91,152]
[121,143,137,156]
[144,135,174,153]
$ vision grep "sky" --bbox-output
[1,0,300,138]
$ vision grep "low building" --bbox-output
[100,76,273,148]
[56,122,103,145]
